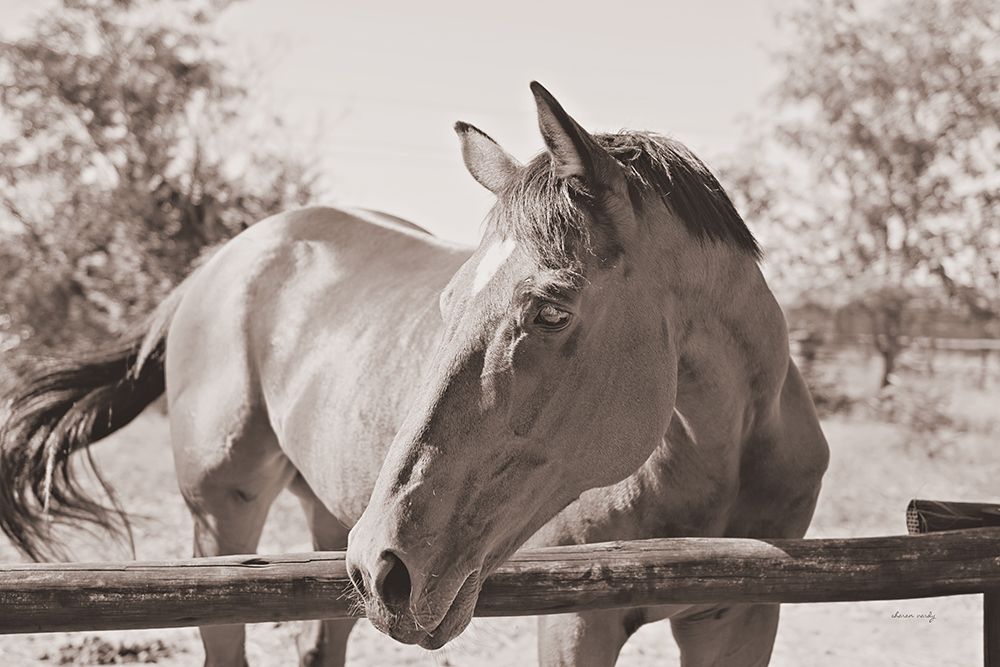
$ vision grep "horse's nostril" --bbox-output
[376,550,412,609]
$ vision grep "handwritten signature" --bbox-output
[890,611,936,624]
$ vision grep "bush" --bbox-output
[868,382,967,458]
[40,636,177,664]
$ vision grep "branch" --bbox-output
[932,264,999,321]
[0,197,53,259]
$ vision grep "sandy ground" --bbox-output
[1,358,997,666]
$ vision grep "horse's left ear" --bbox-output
[454,121,521,194]
[530,81,618,185]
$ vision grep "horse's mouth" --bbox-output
[368,568,482,649]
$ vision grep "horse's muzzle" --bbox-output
[346,528,482,647]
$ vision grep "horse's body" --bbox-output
[1,84,828,667]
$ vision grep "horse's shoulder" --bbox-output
[760,359,830,481]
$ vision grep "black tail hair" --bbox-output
[0,281,187,561]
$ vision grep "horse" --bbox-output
[0,82,829,666]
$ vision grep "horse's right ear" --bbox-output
[454,122,521,195]
[530,81,618,185]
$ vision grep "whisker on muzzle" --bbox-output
[413,597,438,633]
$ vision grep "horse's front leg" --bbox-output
[289,474,357,667]
[538,609,645,667]
[670,603,780,667]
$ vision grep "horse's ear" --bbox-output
[454,122,521,194]
[530,81,615,183]
[531,82,634,261]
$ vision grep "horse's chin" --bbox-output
[417,572,481,649]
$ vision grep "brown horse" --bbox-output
[0,82,829,666]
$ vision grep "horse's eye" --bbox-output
[533,304,572,330]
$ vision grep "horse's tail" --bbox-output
[0,275,192,561]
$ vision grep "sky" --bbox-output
[2,0,796,245]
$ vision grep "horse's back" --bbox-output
[166,205,462,386]
[165,206,469,521]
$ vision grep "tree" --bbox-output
[723,0,1000,387]
[0,0,318,361]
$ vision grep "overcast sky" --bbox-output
[3,0,795,244]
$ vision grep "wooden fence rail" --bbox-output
[3,522,1000,636]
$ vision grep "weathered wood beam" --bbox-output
[3,527,1000,635]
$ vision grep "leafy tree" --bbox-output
[723,0,1000,387]
[0,0,318,361]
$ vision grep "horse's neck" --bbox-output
[600,248,791,536]
[667,244,789,430]
[529,243,800,545]
[658,246,789,466]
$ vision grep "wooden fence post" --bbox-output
[907,500,1000,667]
[985,591,1000,667]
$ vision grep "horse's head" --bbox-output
[346,83,684,648]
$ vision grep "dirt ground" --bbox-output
[1,354,996,666]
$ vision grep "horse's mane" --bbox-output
[488,131,760,267]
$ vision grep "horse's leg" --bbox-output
[538,608,645,667]
[288,474,357,667]
[174,407,294,667]
[670,604,780,667]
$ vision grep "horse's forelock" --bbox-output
[486,152,592,271]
